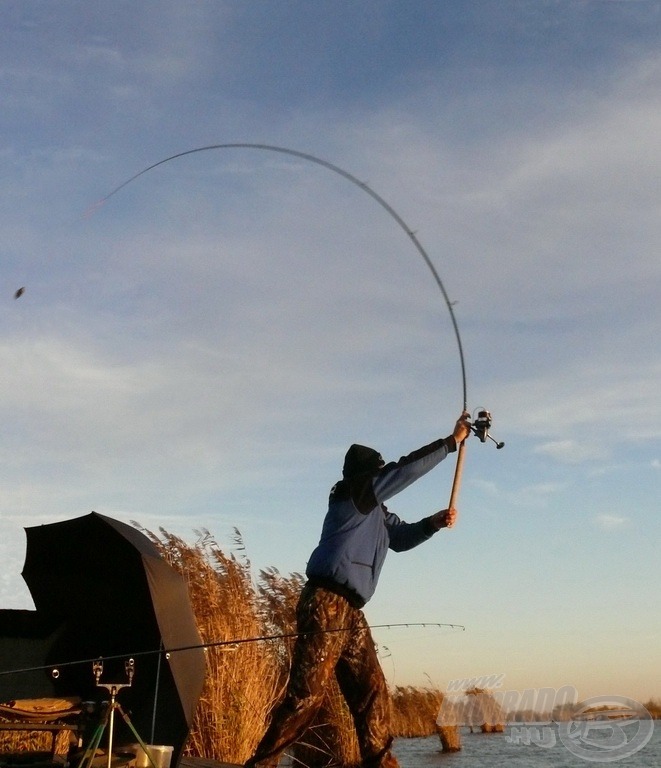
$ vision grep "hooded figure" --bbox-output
[245,414,471,768]
[342,444,384,478]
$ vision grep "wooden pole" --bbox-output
[448,439,467,512]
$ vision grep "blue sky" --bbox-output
[1,1,659,704]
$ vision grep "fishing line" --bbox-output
[0,622,464,678]
[91,143,468,410]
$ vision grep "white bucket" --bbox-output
[134,745,174,768]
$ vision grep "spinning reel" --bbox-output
[470,408,505,449]
[449,406,503,511]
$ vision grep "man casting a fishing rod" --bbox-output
[245,412,471,768]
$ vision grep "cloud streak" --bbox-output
[594,513,630,529]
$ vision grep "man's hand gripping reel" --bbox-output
[448,408,504,513]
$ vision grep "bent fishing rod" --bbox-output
[91,143,503,510]
[0,622,465,679]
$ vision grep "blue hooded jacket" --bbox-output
[305,436,455,607]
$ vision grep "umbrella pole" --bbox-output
[150,641,163,744]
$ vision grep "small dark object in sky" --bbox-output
[14,287,25,299]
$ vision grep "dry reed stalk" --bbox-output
[437,724,461,752]
[391,685,443,737]
[433,687,463,752]
[0,728,73,755]
[141,528,286,765]
[465,687,505,734]
[291,677,361,767]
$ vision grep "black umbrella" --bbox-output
[21,512,206,766]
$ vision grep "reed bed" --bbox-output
[391,685,443,737]
[142,528,293,765]
[464,687,505,733]
[391,684,461,753]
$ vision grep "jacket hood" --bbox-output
[342,444,384,478]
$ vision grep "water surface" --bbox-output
[393,725,659,767]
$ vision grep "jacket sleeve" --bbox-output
[371,436,455,504]
[384,507,437,552]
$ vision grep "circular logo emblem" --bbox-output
[558,695,654,762]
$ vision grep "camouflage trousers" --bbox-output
[245,582,399,768]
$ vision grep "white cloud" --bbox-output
[533,440,607,465]
[470,478,499,497]
[594,514,629,530]
[508,482,563,508]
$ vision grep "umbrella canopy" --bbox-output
[0,609,64,700]
[21,512,206,765]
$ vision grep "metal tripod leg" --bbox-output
[114,703,158,768]
[75,697,157,768]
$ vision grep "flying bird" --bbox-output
[14,287,25,299]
